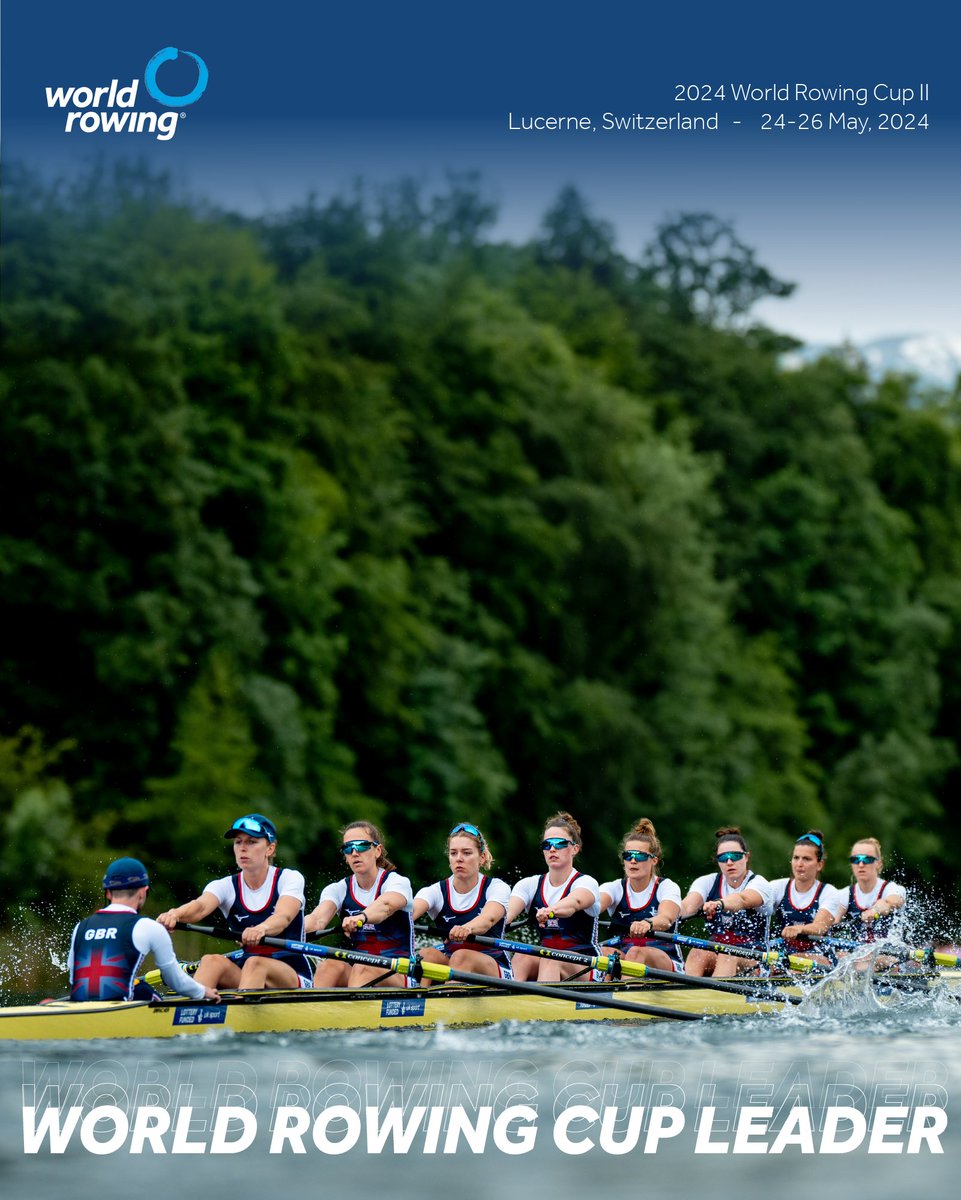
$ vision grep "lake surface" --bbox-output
[2,971,960,1200]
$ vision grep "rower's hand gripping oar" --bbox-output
[649,929,820,972]
[797,933,961,968]
[177,923,704,1020]
[461,932,802,1004]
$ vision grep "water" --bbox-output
[3,978,961,1200]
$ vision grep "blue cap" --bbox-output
[102,857,151,889]
[224,813,277,843]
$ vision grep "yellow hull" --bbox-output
[0,980,782,1041]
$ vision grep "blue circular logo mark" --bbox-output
[144,47,209,107]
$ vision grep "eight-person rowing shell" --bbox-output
[70,818,925,1003]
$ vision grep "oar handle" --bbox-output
[451,934,802,1003]
[176,923,419,976]
[650,929,817,972]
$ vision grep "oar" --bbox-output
[179,923,704,1021]
[798,934,961,968]
[650,930,819,972]
[461,933,802,1004]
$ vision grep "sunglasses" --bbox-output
[450,822,485,844]
[622,850,653,862]
[797,833,823,847]
[849,854,878,864]
[341,839,378,854]
[229,816,276,840]
[716,851,746,863]
[541,837,574,851]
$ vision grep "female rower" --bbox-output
[599,817,683,973]
[304,821,415,988]
[505,811,601,982]
[157,813,312,990]
[679,826,773,977]
[768,830,843,966]
[413,822,513,981]
[833,837,906,942]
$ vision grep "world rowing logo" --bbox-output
[44,46,209,141]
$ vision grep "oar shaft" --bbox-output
[466,934,801,1003]
[175,923,418,976]
[418,961,703,1020]
[650,930,817,972]
[799,934,961,969]
[179,922,703,1020]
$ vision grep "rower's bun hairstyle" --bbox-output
[448,825,494,870]
[622,817,662,861]
[795,829,826,860]
[341,821,395,872]
[542,811,582,849]
[714,826,749,854]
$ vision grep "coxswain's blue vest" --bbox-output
[70,910,150,1001]
[705,871,768,945]
[432,876,510,970]
[609,878,684,970]
[341,870,415,957]
[226,867,312,979]
[529,872,599,956]
[842,880,896,942]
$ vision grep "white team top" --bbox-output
[203,866,306,917]
[67,903,206,1000]
[687,872,774,912]
[599,877,682,912]
[511,870,601,916]
[834,879,907,916]
[769,878,843,917]
[319,870,414,911]
[415,875,511,917]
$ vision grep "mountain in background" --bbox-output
[789,334,961,391]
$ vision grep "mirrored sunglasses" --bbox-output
[849,854,878,864]
[341,839,377,854]
[541,837,574,851]
[450,822,484,843]
[716,851,746,863]
[622,850,653,862]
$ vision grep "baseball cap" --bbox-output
[223,813,278,842]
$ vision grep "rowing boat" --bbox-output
[5,970,957,1041]
[0,978,793,1040]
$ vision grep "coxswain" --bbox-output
[69,857,219,1003]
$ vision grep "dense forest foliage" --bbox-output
[2,164,960,920]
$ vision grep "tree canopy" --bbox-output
[2,171,959,922]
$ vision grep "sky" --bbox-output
[3,2,959,346]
